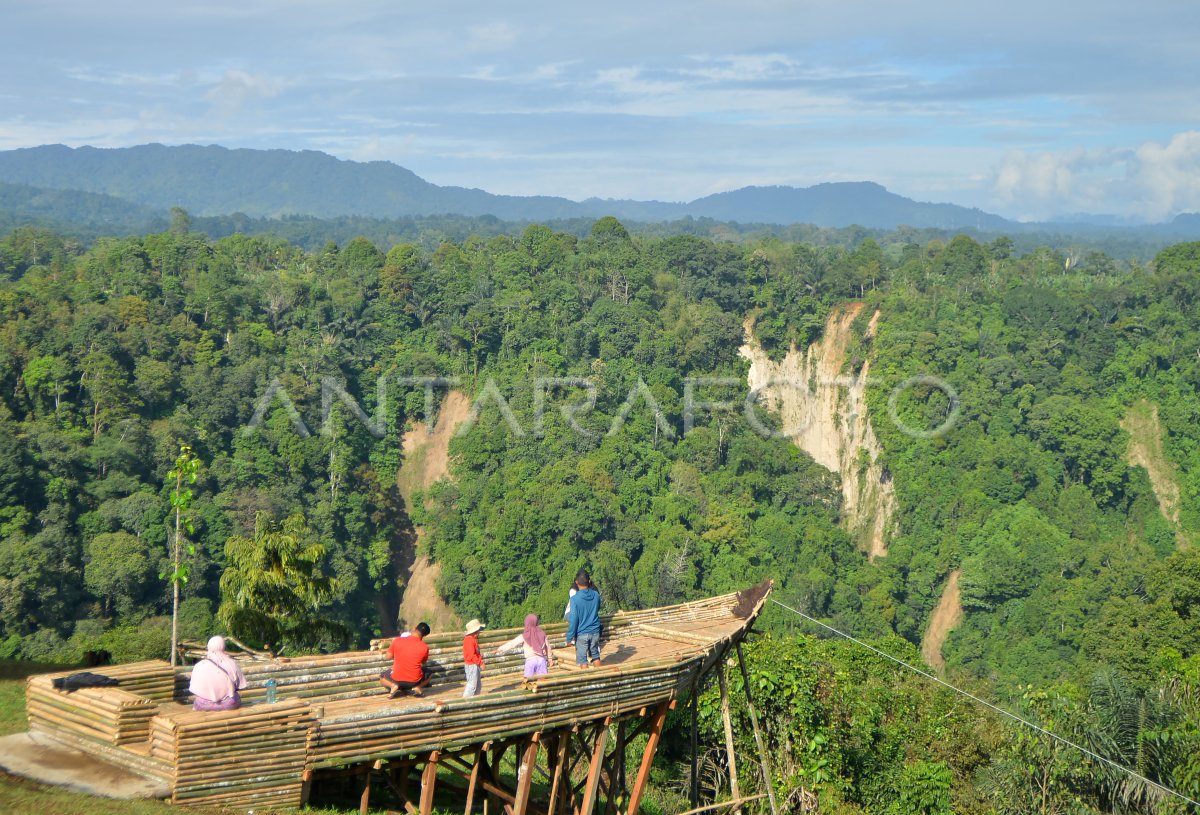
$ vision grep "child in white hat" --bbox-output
[462,619,485,697]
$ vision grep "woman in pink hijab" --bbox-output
[496,614,555,678]
[189,636,248,711]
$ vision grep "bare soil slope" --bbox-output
[1122,399,1189,549]
[921,569,963,672]
[395,390,472,632]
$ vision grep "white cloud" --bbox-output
[991,131,1200,221]
[205,70,283,115]
[1130,131,1200,221]
[680,53,800,82]
[466,22,518,54]
[593,67,683,98]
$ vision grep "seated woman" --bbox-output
[189,636,248,711]
[496,614,555,678]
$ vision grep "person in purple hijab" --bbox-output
[496,613,555,678]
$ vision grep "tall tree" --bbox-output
[165,445,201,665]
[218,511,339,651]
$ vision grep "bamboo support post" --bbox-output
[690,685,700,809]
[735,643,778,815]
[616,718,628,809]
[718,668,742,814]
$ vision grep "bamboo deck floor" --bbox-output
[18,581,773,810]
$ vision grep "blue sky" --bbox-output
[2,1,1198,221]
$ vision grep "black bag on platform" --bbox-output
[52,671,120,692]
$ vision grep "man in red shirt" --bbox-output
[380,622,431,698]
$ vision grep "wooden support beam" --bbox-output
[488,743,507,815]
[420,750,442,815]
[382,760,415,812]
[360,764,372,815]
[465,749,483,815]
[578,720,610,815]
[301,769,314,807]
[735,643,778,815]
[547,733,570,815]
[513,737,540,815]
[433,771,549,815]
[718,668,742,815]
[625,702,670,815]
[613,712,657,746]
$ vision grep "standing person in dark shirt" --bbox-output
[380,622,431,698]
[566,570,602,668]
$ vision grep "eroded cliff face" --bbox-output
[740,304,896,559]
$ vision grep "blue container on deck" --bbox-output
[264,678,277,703]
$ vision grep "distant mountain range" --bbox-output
[0,143,1011,230]
[0,143,1196,237]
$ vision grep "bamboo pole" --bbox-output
[616,719,628,811]
[625,702,669,815]
[734,643,777,815]
[718,668,742,815]
[672,794,767,815]
[690,685,700,809]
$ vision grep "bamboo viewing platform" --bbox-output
[14,580,774,814]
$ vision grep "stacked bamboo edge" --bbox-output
[27,682,158,746]
[308,647,705,766]
[26,660,175,748]
[152,698,313,809]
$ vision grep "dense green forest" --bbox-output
[1,221,1199,811]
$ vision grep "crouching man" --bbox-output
[381,622,432,698]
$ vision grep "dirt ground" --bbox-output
[0,733,167,800]
[921,569,963,673]
[394,390,471,632]
[1122,399,1189,549]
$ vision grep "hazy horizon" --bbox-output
[3,1,1199,223]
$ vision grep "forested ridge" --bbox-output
[1,220,1199,812]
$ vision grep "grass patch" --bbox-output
[0,661,70,737]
